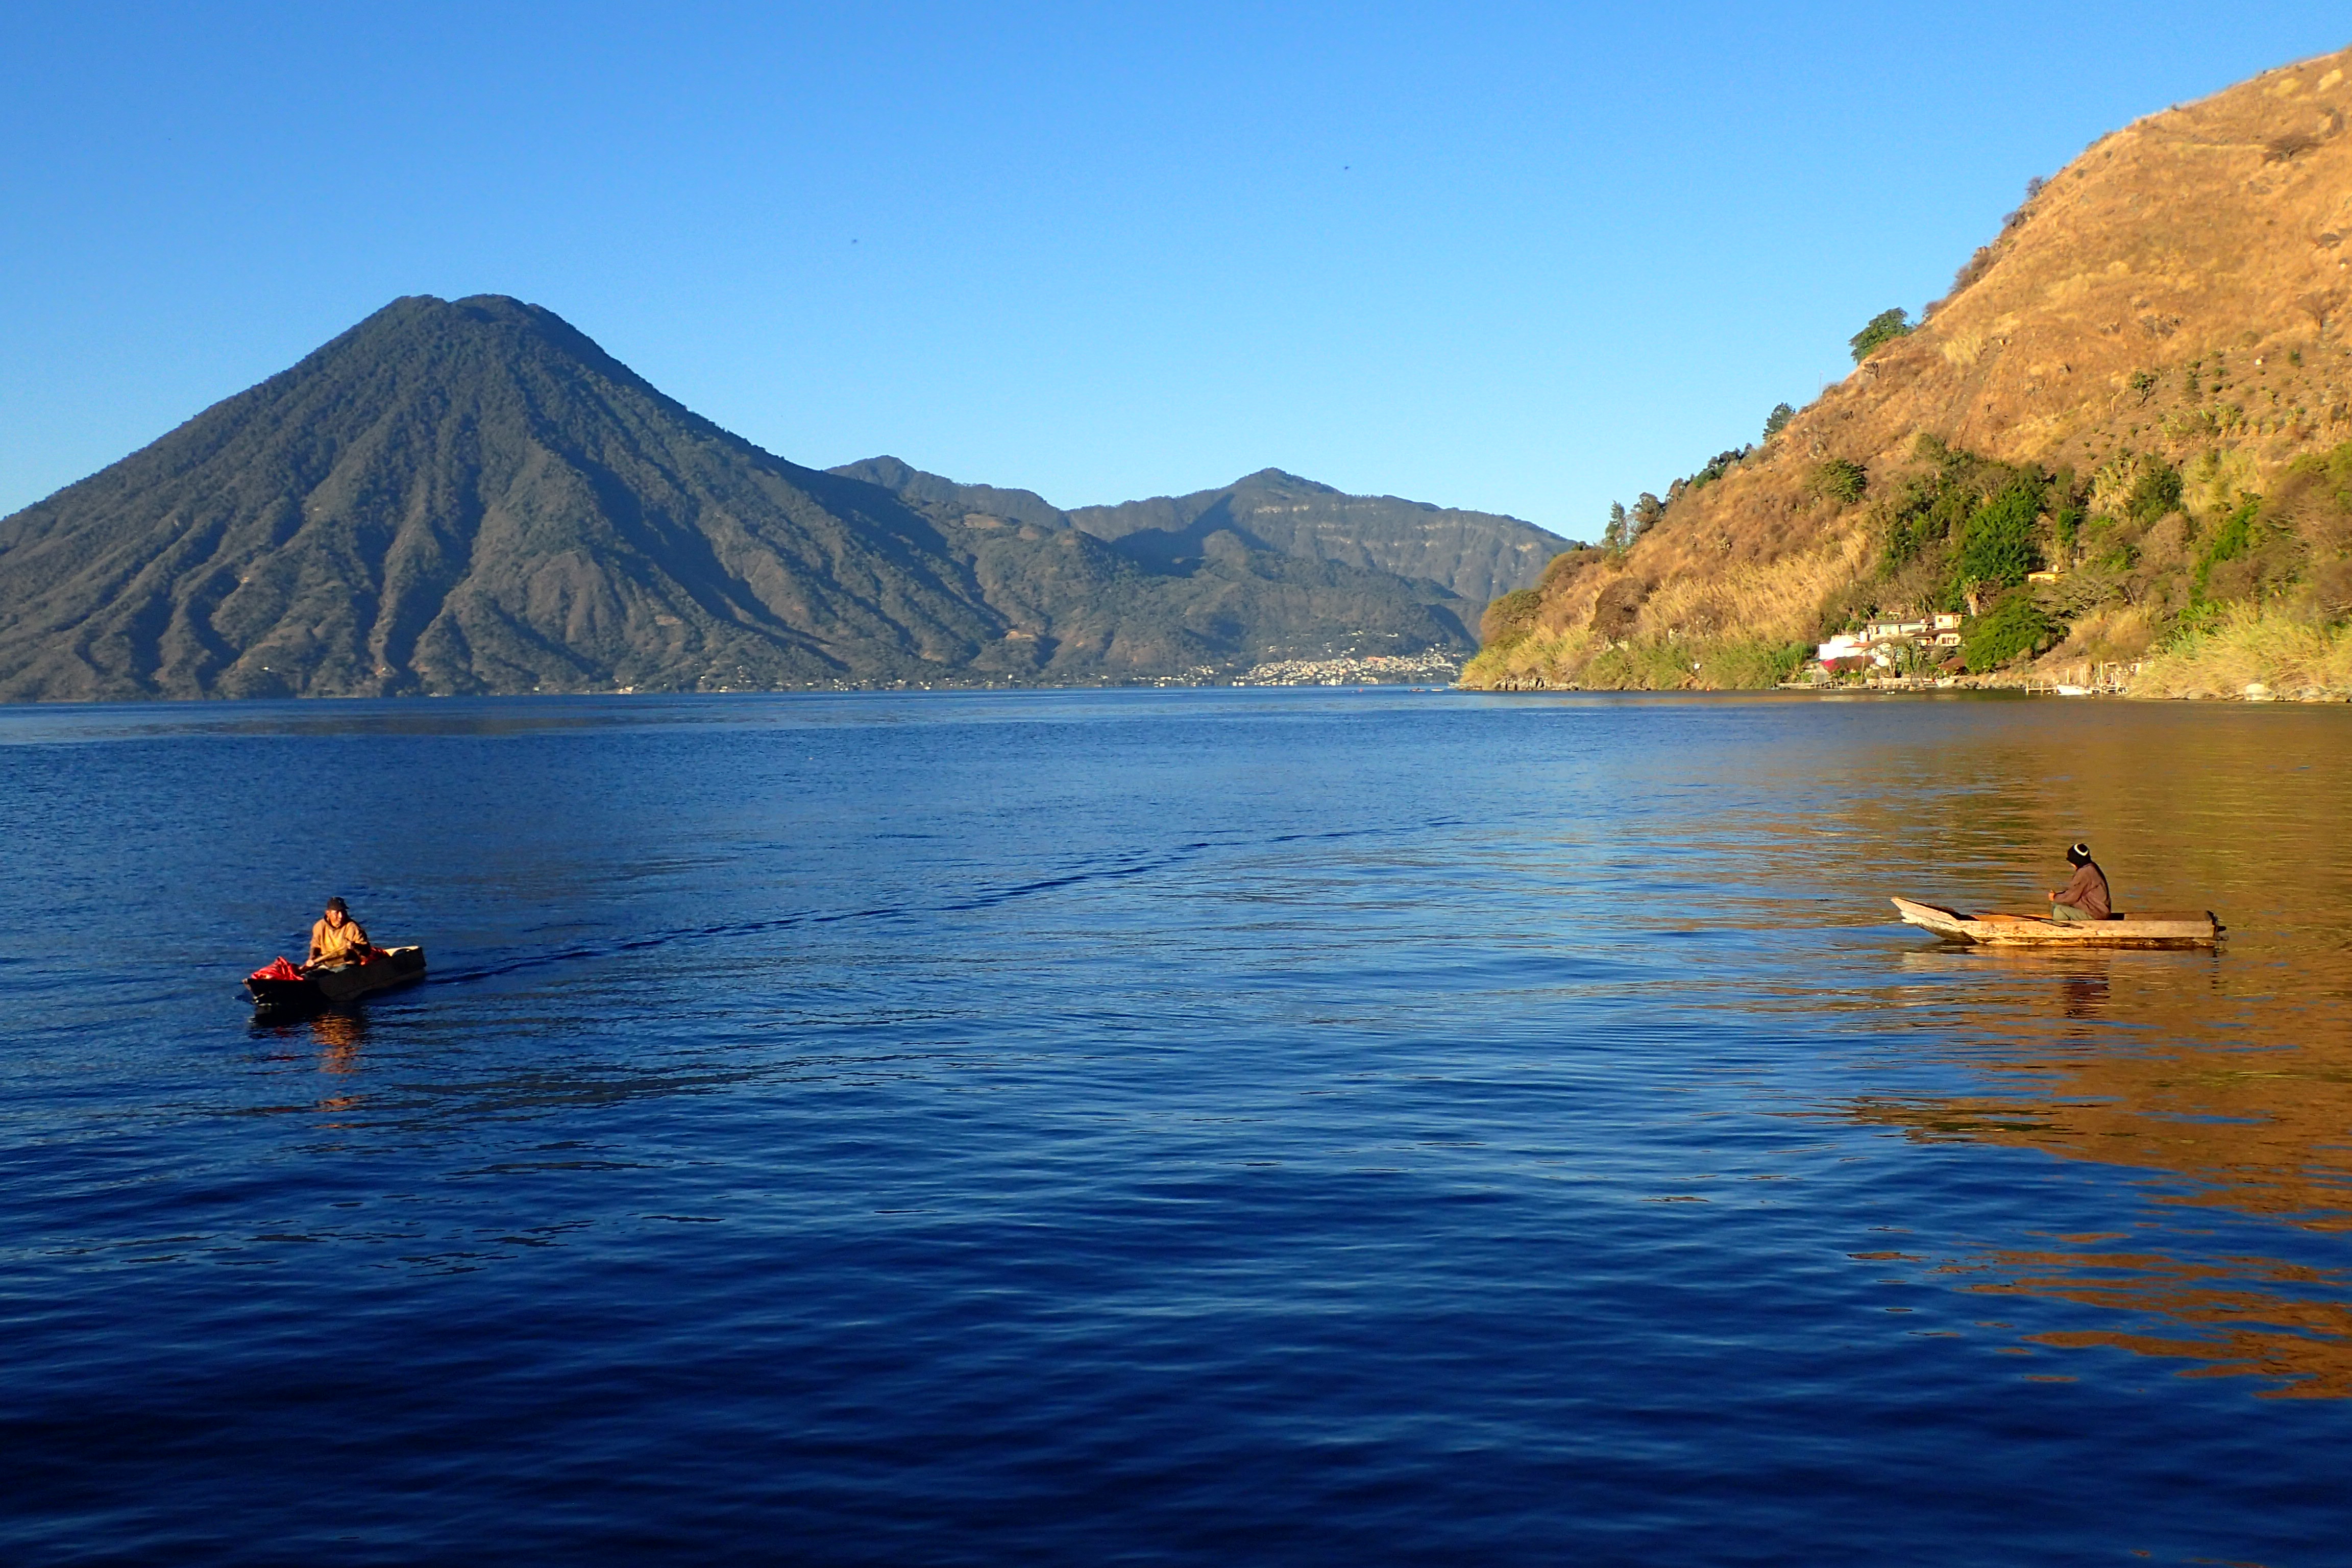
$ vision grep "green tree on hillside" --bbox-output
[1603,501,1629,552]
[1849,308,1913,363]
[1961,593,2055,672]
[1762,403,1796,440]
[1951,473,2047,593]
[1631,493,1665,536]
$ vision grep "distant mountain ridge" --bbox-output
[835,458,1569,609]
[0,296,1493,701]
[1071,470,1565,608]
[827,456,1069,533]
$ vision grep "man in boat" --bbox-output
[306,897,376,971]
[2047,842,2112,922]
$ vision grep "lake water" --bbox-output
[3,688,2349,1565]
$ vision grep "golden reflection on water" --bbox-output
[1801,701,2352,1395]
[309,1008,368,1066]
[1846,982,2352,1396]
[308,1011,368,1116]
[252,1010,371,1114]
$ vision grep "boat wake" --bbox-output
[430,819,1456,988]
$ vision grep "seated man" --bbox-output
[2048,842,2112,922]
[306,897,374,970]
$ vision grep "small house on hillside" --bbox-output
[1861,619,1929,643]
[1817,633,1868,664]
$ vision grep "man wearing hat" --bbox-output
[305,897,375,971]
[2048,843,2112,922]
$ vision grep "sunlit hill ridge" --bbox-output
[1466,43,2352,700]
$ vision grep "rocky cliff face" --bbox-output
[0,296,1475,699]
[1466,44,2352,696]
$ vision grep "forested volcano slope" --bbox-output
[1468,43,2352,696]
[0,297,1474,699]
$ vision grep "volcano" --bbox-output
[0,295,1481,699]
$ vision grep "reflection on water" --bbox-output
[250,1008,371,1113]
[2056,970,2108,1019]
[310,1011,365,1113]
[307,1009,368,1061]
[1850,936,2352,1394]
[8,690,2352,1561]
[1754,697,2352,1396]
[251,1007,371,1059]
[1959,1247,2352,1398]
[1853,1038,2352,1397]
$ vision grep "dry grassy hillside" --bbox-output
[1467,44,2352,698]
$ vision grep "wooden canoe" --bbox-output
[247,946,428,1010]
[1891,897,2222,949]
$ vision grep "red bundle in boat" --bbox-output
[249,957,305,983]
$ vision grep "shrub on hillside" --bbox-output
[1936,178,2045,308]
[2273,441,2352,552]
[2191,501,2261,604]
[2052,499,2085,564]
[1689,448,1751,491]
[1539,547,1605,592]
[1881,461,1983,570]
[1962,593,2057,672]
[1480,589,1544,650]
[1762,403,1796,441]
[1947,244,1998,301]
[1849,309,1913,363]
[1813,458,1868,506]
[2308,558,2352,620]
[1589,575,1652,640]
[2003,175,2047,229]
[2126,459,2184,524]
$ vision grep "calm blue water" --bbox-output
[4,688,2349,1565]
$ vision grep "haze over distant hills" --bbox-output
[0,296,1543,702]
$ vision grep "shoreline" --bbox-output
[1460,671,2352,702]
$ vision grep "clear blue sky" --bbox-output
[2,3,2341,539]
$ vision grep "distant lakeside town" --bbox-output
[1228,652,1462,686]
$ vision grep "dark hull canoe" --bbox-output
[247,946,428,1010]
[1892,897,2222,949]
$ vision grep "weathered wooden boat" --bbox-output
[246,946,428,1010]
[1891,897,2222,949]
